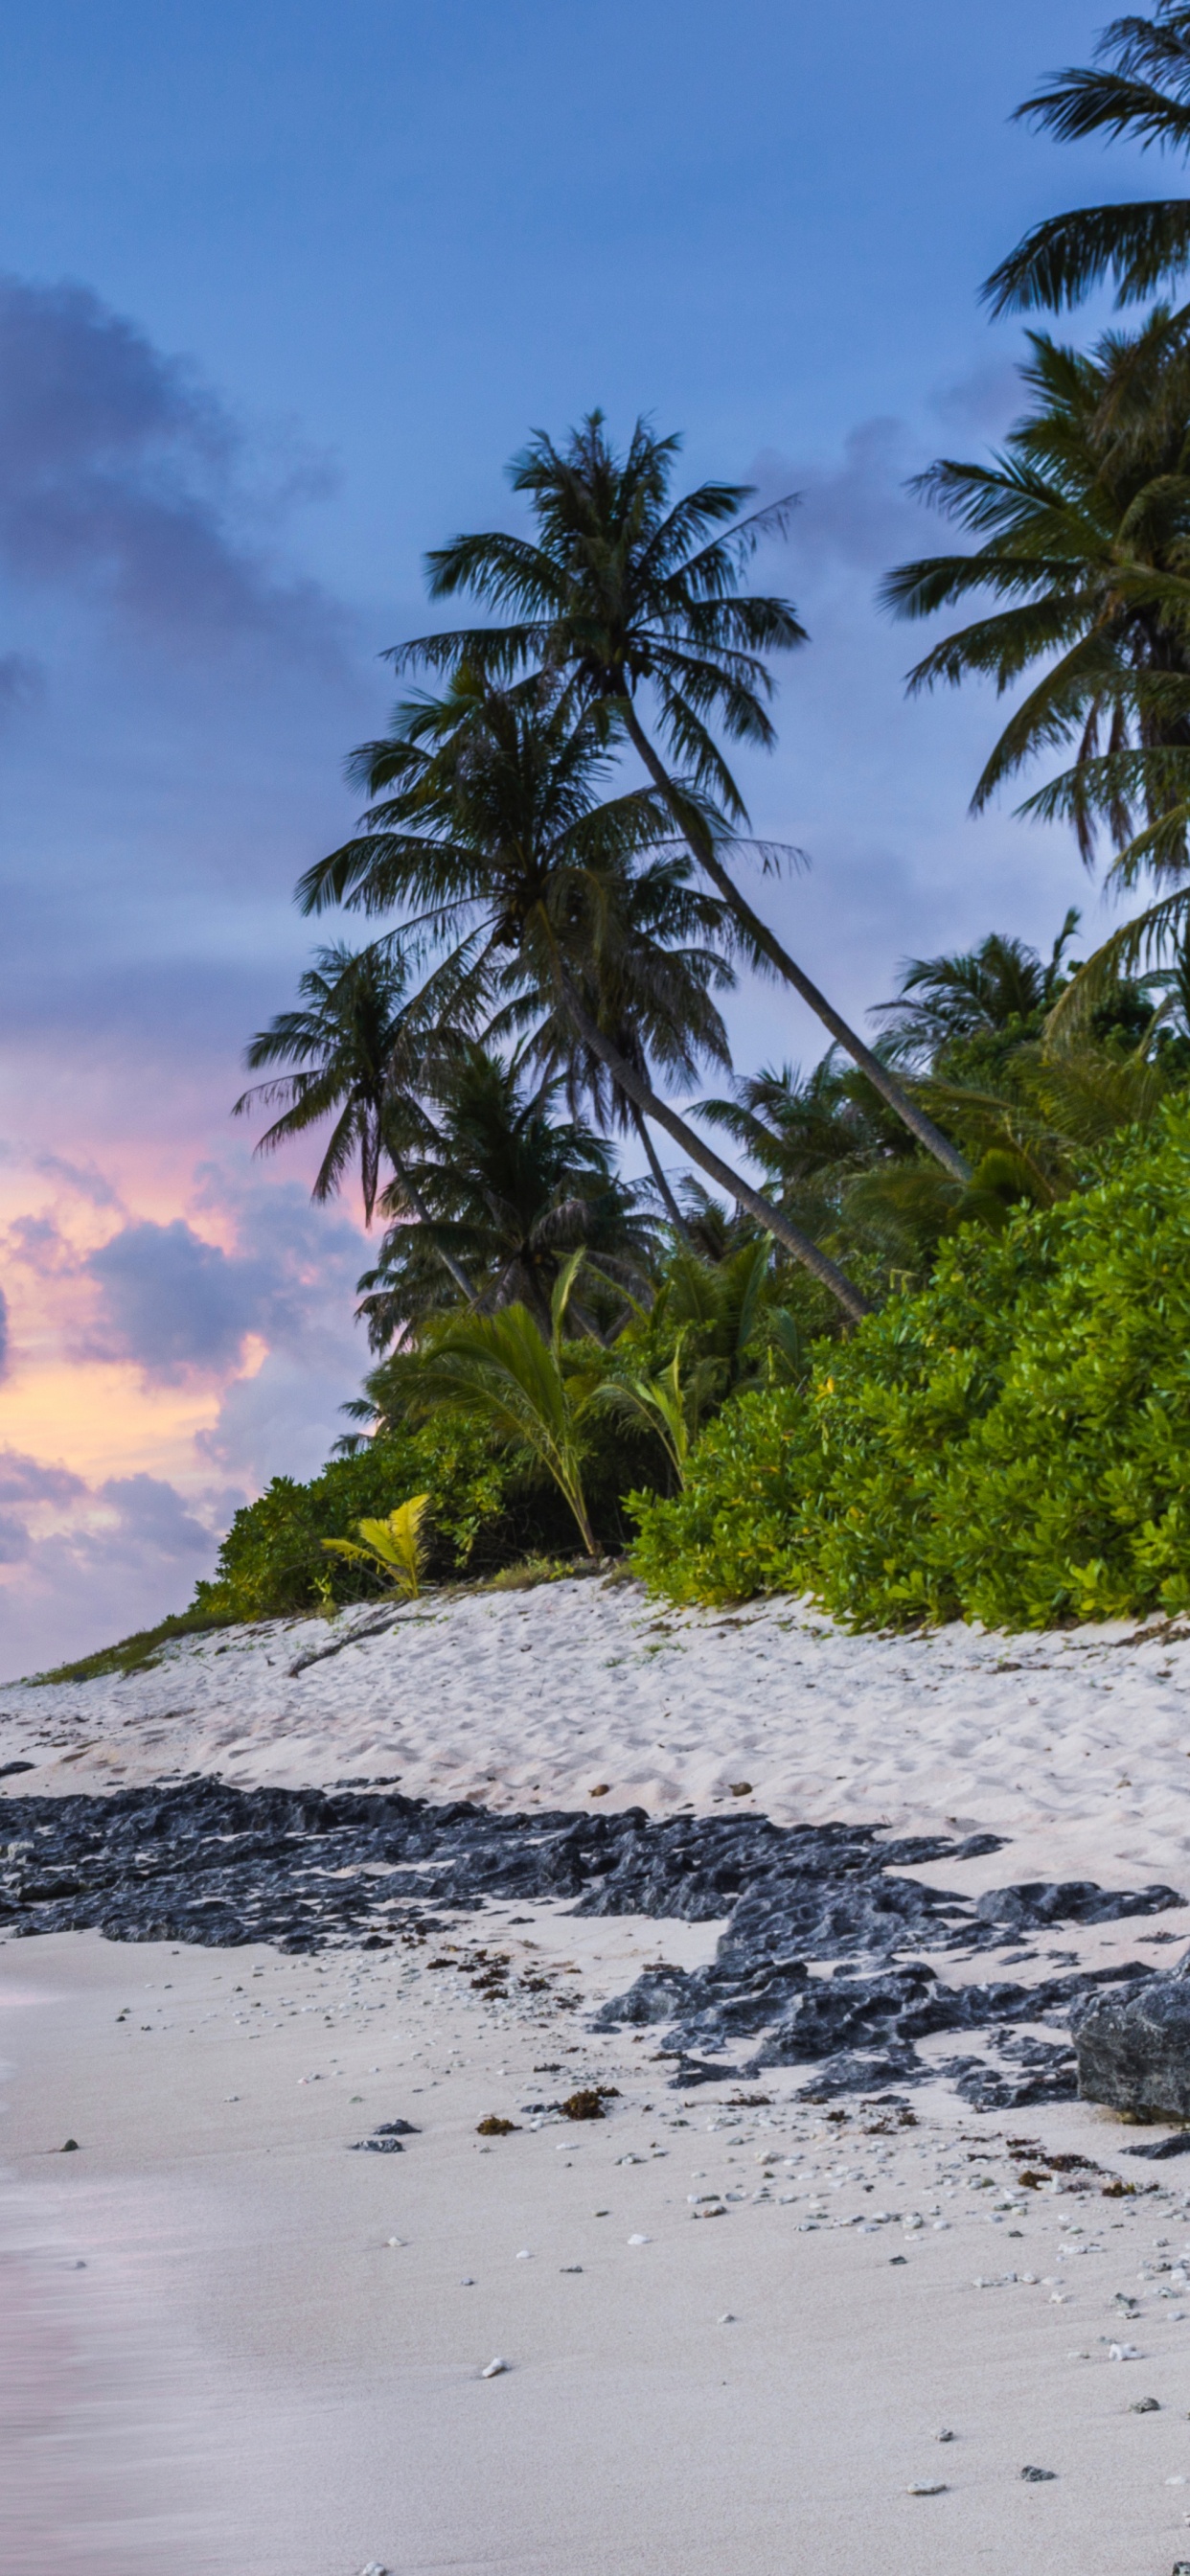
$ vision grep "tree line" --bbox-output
[214,3,1190,1591]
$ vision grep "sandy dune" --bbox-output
[4,1574,1190,1892]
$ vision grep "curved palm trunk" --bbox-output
[629,1101,694,1243]
[555,969,871,1323]
[388,1149,479,1304]
[621,703,973,1184]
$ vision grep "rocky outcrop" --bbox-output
[1073,1957,1190,2120]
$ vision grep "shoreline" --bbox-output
[6,1579,1190,2570]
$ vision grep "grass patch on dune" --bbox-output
[30,1607,236,1686]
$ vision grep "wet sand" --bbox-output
[7,1917,1190,2575]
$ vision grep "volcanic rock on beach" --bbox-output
[1072,1953,1190,2118]
[0,1777,1180,2102]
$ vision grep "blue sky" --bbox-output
[0,2,1159,1669]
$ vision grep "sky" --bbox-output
[0,0,1163,1674]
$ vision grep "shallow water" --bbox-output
[0,1975,223,2576]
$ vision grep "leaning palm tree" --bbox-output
[233,939,477,1299]
[882,317,1190,872]
[298,672,872,1320]
[386,413,970,1180]
[985,5,1190,316]
[356,1041,655,1347]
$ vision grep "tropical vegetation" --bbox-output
[169,3,1190,1639]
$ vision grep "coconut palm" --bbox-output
[883,318,1190,872]
[872,915,1082,1064]
[299,672,873,1320]
[355,1041,655,1348]
[233,939,478,1300]
[388,413,970,1181]
[504,845,735,1241]
[985,5,1190,316]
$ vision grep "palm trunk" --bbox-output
[629,1101,694,1242]
[555,969,871,1323]
[621,703,973,1184]
[388,1150,479,1304]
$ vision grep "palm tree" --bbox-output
[355,1041,655,1347]
[506,846,735,1241]
[872,916,1082,1063]
[298,673,873,1320]
[233,939,478,1300]
[985,6,1190,316]
[882,318,1190,873]
[377,1252,603,1556]
[388,413,971,1181]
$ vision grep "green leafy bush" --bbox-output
[192,1401,658,1623]
[193,1420,513,1621]
[630,1099,1190,1629]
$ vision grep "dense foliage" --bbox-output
[191,1400,667,1622]
[204,65,1190,1653]
[630,1102,1190,1627]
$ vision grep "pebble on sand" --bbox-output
[481,2357,510,2379]
[60,2138,79,2152]
[1020,2465,1058,2482]
[906,2481,948,2496]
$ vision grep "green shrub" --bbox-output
[193,1420,513,1622]
[192,1401,660,1623]
[630,1098,1190,1629]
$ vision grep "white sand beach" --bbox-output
[5,1574,1190,1889]
[6,1579,1190,2574]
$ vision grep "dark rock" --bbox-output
[0,1760,35,1779]
[1020,2465,1057,2482]
[1073,1962,1190,2119]
[977,1881,1181,1932]
[950,2036,1079,2112]
[0,1778,1173,2109]
[1125,2130,1190,2159]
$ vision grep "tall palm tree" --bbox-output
[298,673,873,1321]
[387,413,970,1181]
[985,5,1190,316]
[355,1041,654,1347]
[882,317,1190,873]
[233,940,477,1300]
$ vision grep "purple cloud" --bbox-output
[0,274,340,648]
[84,1216,270,1382]
[0,1448,85,1507]
[97,1471,213,1559]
